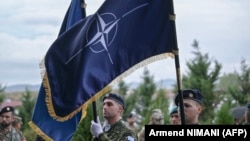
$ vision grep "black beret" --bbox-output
[175,89,203,105]
[103,93,125,109]
[0,106,14,115]
[169,106,178,116]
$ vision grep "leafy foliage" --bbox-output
[179,39,222,123]
[214,101,234,124]
[72,105,93,141]
[0,84,6,103]
[228,59,250,105]
[17,88,36,141]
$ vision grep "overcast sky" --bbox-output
[0,0,249,86]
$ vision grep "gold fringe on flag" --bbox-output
[39,52,174,122]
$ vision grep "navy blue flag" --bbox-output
[28,0,86,140]
[44,0,176,120]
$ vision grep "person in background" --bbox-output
[125,113,139,134]
[175,89,203,125]
[0,106,26,141]
[234,117,245,125]
[169,105,181,125]
[244,103,250,125]
[90,93,138,141]
[138,109,164,141]
[12,116,23,130]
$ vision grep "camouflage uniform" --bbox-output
[96,120,138,141]
[0,125,25,141]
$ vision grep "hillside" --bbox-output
[4,79,176,93]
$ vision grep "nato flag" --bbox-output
[44,0,176,121]
[29,0,86,140]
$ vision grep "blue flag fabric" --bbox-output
[29,0,86,140]
[29,86,82,141]
[58,0,86,35]
[44,0,176,121]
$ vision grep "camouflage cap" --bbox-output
[151,109,164,125]
[14,116,23,124]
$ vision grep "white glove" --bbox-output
[90,117,103,137]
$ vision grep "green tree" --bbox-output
[216,73,239,108]
[149,88,169,124]
[123,89,138,119]
[214,101,234,124]
[0,83,6,103]
[72,105,94,141]
[117,80,128,98]
[228,59,250,105]
[18,88,36,141]
[135,67,157,125]
[181,39,222,124]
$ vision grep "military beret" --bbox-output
[103,93,125,109]
[175,89,203,105]
[246,103,250,111]
[0,106,14,115]
[169,105,178,116]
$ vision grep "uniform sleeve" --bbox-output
[138,127,145,141]
[98,133,112,141]
[120,131,137,141]
[97,131,138,141]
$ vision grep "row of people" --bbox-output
[89,89,204,141]
[1,89,249,140]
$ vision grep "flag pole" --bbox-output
[92,100,98,141]
[169,0,185,125]
[79,0,98,122]
[80,0,99,131]
[92,101,98,122]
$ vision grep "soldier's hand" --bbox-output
[90,117,103,137]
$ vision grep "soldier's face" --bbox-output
[170,113,181,125]
[182,99,202,124]
[103,99,122,119]
[152,113,164,125]
[0,112,14,128]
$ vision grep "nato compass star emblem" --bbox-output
[84,13,120,64]
[65,2,149,65]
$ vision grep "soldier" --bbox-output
[138,109,164,141]
[125,113,139,134]
[169,105,181,125]
[90,93,137,141]
[175,89,203,125]
[12,116,23,130]
[0,106,26,141]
